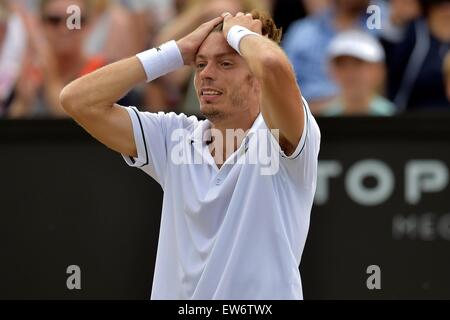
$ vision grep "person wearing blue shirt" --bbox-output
[283,0,387,113]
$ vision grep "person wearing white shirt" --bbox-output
[60,11,321,300]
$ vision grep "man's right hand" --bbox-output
[177,16,224,66]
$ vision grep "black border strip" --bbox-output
[283,100,309,160]
[131,108,149,168]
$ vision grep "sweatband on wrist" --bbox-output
[136,40,184,82]
[226,25,260,55]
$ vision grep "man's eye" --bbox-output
[221,62,232,67]
[196,63,206,69]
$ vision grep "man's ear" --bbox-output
[250,75,263,96]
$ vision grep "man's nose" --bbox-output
[199,63,217,81]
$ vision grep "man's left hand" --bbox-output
[221,12,263,39]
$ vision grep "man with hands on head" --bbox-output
[60,11,320,300]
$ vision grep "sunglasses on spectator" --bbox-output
[42,15,87,26]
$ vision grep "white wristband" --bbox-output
[136,40,184,82]
[226,25,260,55]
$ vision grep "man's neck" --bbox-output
[208,110,259,168]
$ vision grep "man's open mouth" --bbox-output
[200,88,223,96]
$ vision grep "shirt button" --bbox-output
[216,178,222,185]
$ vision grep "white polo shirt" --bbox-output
[121,98,321,300]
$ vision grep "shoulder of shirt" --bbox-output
[129,108,200,130]
[155,111,199,129]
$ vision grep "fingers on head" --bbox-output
[216,15,225,24]
[203,15,223,29]
[254,19,262,28]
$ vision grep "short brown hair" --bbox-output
[213,10,283,45]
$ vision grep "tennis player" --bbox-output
[60,11,321,300]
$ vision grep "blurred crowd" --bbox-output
[0,0,449,119]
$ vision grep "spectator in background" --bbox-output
[7,0,141,119]
[0,0,27,118]
[444,52,450,102]
[84,0,140,62]
[282,0,385,114]
[321,30,395,116]
[382,0,450,112]
[8,0,104,118]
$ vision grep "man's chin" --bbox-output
[200,104,224,120]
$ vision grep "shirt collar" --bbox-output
[189,118,212,144]
[188,113,264,145]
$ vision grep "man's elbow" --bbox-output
[59,83,80,116]
[60,81,95,118]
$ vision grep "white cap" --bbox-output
[328,30,385,63]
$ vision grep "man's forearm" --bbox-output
[60,57,146,114]
[240,35,290,81]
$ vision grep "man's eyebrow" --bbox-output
[196,52,237,60]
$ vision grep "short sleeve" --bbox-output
[279,98,321,188]
[120,106,196,187]
[279,98,305,160]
